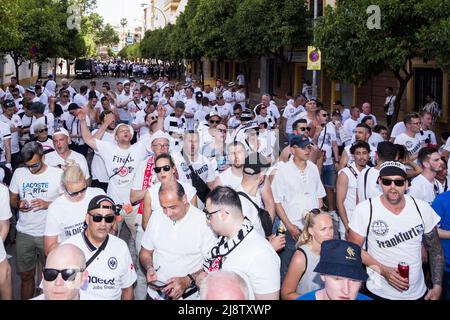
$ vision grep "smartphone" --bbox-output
[148,280,168,289]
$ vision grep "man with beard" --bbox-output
[409,147,444,204]
[348,161,444,300]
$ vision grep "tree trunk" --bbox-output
[66,59,70,78]
[38,64,42,79]
[243,60,250,103]
[389,65,413,133]
[287,46,294,94]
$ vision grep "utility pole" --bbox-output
[312,0,318,99]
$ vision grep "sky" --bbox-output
[95,0,146,28]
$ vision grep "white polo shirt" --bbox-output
[147,181,197,212]
[44,187,105,242]
[63,232,137,300]
[141,205,217,296]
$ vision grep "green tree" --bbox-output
[314,0,450,128]
[97,23,120,48]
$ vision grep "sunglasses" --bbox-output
[321,113,329,117]
[203,208,221,220]
[218,129,227,134]
[88,213,115,223]
[310,208,321,215]
[299,127,312,132]
[380,178,406,187]
[209,120,221,124]
[43,268,84,282]
[152,143,169,149]
[154,165,171,173]
[27,161,41,170]
[61,95,69,98]
[66,186,87,197]
[38,128,48,133]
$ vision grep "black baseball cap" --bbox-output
[87,195,117,215]
[243,153,271,175]
[68,103,81,111]
[290,134,312,148]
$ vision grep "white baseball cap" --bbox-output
[52,128,70,138]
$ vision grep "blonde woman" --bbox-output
[281,209,334,300]
[43,162,105,255]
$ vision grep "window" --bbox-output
[414,68,443,111]
[309,0,324,16]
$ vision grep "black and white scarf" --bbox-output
[203,217,253,272]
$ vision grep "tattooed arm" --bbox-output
[423,227,444,300]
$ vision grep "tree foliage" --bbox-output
[314,0,450,128]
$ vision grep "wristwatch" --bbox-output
[187,274,196,289]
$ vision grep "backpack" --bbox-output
[238,191,273,237]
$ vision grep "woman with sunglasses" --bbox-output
[31,123,54,152]
[281,209,334,300]
[142,153,197,230]
[44,163,105,256]
[201,123,229,173]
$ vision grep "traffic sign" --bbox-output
[307,46,321,71]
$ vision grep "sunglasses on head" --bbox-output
[299,127,311,132]
[154,165,171,173]
[310,208,321,215]
[43,268,84,282]
[88,213,115,223]
[38,128,48,133]
[66,186,87,197]
[380,178,406,187]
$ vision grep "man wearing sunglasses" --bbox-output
[33,244,89,300]
[63,195,137,300]
[349,161,444,300]
[9,142,64,299]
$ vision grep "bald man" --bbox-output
[199,271,249,300]
[33,244,88,300]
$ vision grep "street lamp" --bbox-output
[141,2,167,30]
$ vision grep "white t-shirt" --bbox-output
[394,133,422,157]
[44,80,57,97]
[356,167,381,203]
[415,129,437,146]
[343,118,359,146]
[358,113,377,125]
[0,184,12,262]
[218,168,243,190]
[184,98,199,131]
[271,159,326,229]
[44,150,90,179]
[0,114,22,154]
[236,187,265,238]
[391,121,406,139]
[91,130,115,183]
[131,110,150,138]
[282,105,305,134]
[219,228,280,298]
[44,187,105,242]
[0,122,11,163]
[9,166,63,237]
[317,122,337,165]
[408,174,439,205]
[141,205,217,296]
[172,152,216,186]
[96,136,150,204]
[30,114,55,136]
[148,181,196,212]
[385,95,396,116]
[63,233,137,300]
[349,195,440,300]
